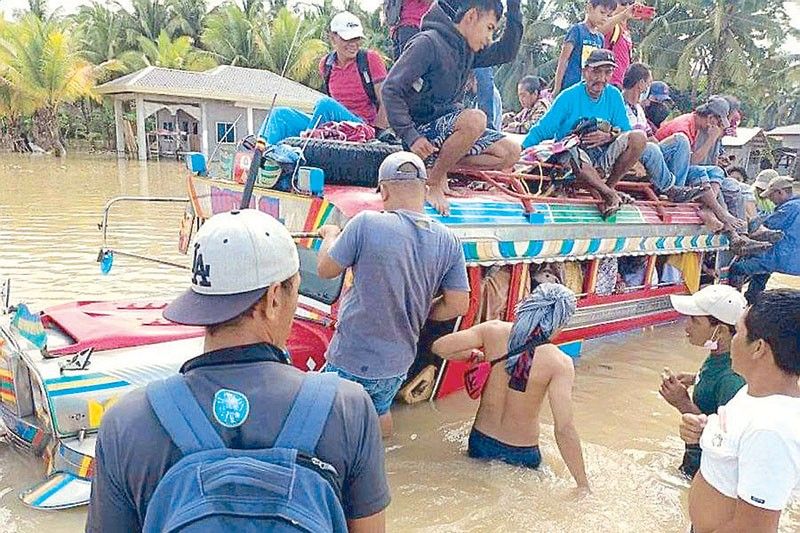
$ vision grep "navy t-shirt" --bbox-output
[563,22,605,91]
[86,343,390,532]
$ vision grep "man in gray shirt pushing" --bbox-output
[318,151,471,436]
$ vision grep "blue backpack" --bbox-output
[142,373,348,533]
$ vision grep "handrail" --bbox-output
[98,196,190,247]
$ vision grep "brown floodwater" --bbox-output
[1,153,798,533]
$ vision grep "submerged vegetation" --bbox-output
[0,0,798,154]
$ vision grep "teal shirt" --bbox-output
[521,81,632,148]
[691,352,745,416]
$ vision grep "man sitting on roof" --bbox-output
[522,50,704,217]
[258,11,389,145]
[381,0,523,215]
[730,176,800,303]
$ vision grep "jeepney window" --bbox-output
[31,374,49,420]
[297,246,344,305]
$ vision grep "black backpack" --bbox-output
[321,50,379,110]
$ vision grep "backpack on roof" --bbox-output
[321,50,379,111]
[142,372,347,533]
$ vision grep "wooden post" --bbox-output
[113,99,125,159]
[246,106,254,136]
[135,95,147,161]
[200,101,209,159]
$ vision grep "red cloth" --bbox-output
[399,0,432,28]
[605,24,632,88]
[655,113,697,144]
[318,50,388,126]
[302,121,375,143]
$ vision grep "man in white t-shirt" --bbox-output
[680,289,800,533]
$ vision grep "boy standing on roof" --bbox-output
[317,152,470,437]
[259,12,389,144]
[553,0,618,96]
[381,0,523,216]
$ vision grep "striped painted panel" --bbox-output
[462,234,727,263]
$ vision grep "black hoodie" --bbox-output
[382,0,522,148]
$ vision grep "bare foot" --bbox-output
[722,214,746,232]
[427,186,450,216]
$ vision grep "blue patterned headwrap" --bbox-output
[505,283,577,391]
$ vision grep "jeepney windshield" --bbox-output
[297,246,344,305]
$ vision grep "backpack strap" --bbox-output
[321,52,336,96]
[274,373,338,455]
[356,49,379,110]
[147,374,225,456]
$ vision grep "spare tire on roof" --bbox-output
[280,137,401,188]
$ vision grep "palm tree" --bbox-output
[0,15,105,155]
[201,1,268,68]
[121,29,216,70]
[202,4,325,84]
[73,2,127,68]
[262,7,327,84]
[495,0,564,108]
[167,0,206,41]
[643,0,791,95]
[118,0,173,46]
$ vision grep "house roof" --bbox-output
[722,127,767,148]
[766,124,800,137]
[96,65,324,110]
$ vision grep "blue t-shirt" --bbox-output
[563,22,605,91]
[327,209,469,379]
[757,196,800,275]
[522,82,632,148]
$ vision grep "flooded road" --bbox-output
[1,153,798,532]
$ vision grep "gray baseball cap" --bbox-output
[760,176,795,198]
[378,151,427,183]
[702,96,731,128]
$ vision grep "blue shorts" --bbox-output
[324,363,406,416]
[468,427,542,469]
[416,110,505,166]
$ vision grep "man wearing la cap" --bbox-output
[258,11,390,144]
[660,284,747,478]
[317,152,470,436]
[730,175,800,303]
[87,210,390,533]
[642,80,673,132]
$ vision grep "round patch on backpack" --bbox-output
[212,388,250,428]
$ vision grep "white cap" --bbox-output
[164,209,299,326]
[669,285,747,326]
[330,11,364,40]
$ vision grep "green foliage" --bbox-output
[2,0,800,150]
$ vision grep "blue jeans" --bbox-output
[474,67,501,131]
[640,141,676,192]
[258,97,362,145]
[468,427,542,468]
[658,133,725,187]
[729,258,771,304]
[324,363,406,416]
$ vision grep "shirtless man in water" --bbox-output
[432,283,589,489]
[680,289,800,532]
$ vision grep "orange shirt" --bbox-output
[655,112,697,144]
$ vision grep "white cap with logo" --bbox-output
[330,11,364,41]
[164,209,299,326]
[669,284,747,326]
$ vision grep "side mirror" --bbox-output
[185,152,207,175]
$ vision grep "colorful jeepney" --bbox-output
[0,148,727,509]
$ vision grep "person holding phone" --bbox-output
[660,285,747,478]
